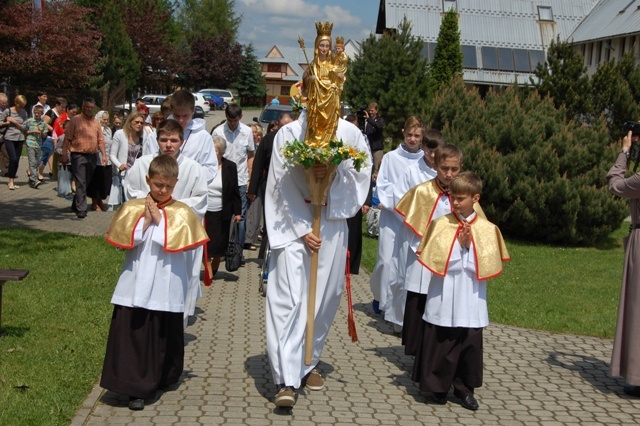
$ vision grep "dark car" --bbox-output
[194,106,205,119]
[198,91,225,110]
[253,104,294,131]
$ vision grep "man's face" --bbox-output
[81,102,94,119]
[39,94,48,105]
[145,174,178,204]
[157,131,184,157]
[368,106,378,118]
[136,100,145,108]
[226,115,242,131]
[172,108,194,129]
[403,126,423,153]
[34,110,43,121]
[435,156,461,187]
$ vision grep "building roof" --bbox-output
[377,0,599,50]
[570,0,640,43]
[259,45,308,80]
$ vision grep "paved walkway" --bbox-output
[2,156,640,425]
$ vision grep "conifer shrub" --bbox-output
[426,78,627,245]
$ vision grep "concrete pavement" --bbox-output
[1,118,640,424]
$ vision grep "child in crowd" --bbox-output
[412,171,509,411]
[24,105,48,188]
[369,116,425,317]
[384,132,447,333]
[100,154,209,411]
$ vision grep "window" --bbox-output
[461,45,477,68]
[280,85,290,96]
[538,6,553,21]
[267,63,281,73]
[513,49,531,72]
[620,37,627,59]
[529,50,545,69]
[481,47,499,70]
[498,48,514,71]
[594,41,601,65]
[421,42,437,63]
[604,40,612,62]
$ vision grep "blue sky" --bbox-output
[235,0,380,57]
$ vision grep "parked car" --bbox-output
[253,104,294,131]
[198,91,224,110]
[113,94,167,115]
[194,105,206,119]
[199,88,236,109]
[193,93,211,113]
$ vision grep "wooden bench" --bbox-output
[0,269,29,337]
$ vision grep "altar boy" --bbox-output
[100,154,209,411]
[411,172,509,411]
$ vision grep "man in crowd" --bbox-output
[212,104,254,253]
[61,98,107,218]
[365,102,385,173]
[31,91,50,117]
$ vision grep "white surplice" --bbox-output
[369,146,424,310]
[383,160,440,326]
[264,113,371,388]
[124,153,208,328]
[110,212,191,313]
[423,212,489,328]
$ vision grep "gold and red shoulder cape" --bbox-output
[416,213,510,281]
[395,179,486,238]
[106,198,209,252]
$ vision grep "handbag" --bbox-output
[225,221,243,272]
[57,164,72,197]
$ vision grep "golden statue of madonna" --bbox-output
[300,22,347,148]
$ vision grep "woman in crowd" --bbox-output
[111,114,124,136]
[87,111,113,211]
[151,111,164,129]
[0,95,28,190]
[266,120,279,134]
[205,136,241,278]
[245,123,265,250]
[108,111,144,210]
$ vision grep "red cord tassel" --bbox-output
[346,250,358,342]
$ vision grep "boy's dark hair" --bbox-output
[33,105,44,113]
[345,113,357,124]
[156,119,184,141]
[424,129,445,149]
[225,104,242,119]
[170,90,195,111]
[67,102,77,110]
[434,143,463,166]
[160,97,173,116]
[82,97,95,105]
[37,91,47,97]
[450,171,482,196]
[148,154,179,179]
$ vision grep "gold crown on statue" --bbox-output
[315,21,334,37]
[336,36,345,45]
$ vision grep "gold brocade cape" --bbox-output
[106,198,209,252]
[395,179,486,238]
[416,213,510,281]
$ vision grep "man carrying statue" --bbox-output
[264,22,372,408]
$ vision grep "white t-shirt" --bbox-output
[212,121,254,186]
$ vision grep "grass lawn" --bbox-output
[361,222,627,339]
[0,229,122,426]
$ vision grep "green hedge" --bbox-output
[426,78,627,245]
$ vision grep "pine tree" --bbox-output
[97,1,140,95]
[532,37,591,120]
[430,9,463,86]
[232,44,266,106]
[344,17,432,143]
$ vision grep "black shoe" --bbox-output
[431,392,447,405]
[128,397,144,410]
[77,211,87,219]
[458,395,479,411]
[624,385,640,397]
[48,172,53,179]
[29,180,41,189]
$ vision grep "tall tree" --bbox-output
[179,0,240,42]
[344,17,432,141]
[0,1,100,97]
[532,37,591,121]
[96,0,140,95]
[430,9,463,86]
[232,43,266,106]
[121,0,181,92]
[186,32,244,89]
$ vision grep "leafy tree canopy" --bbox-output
[178,0,240,43]
[430,9,463,86]
[186,32,244,90]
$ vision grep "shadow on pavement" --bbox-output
[546,351,623,395]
